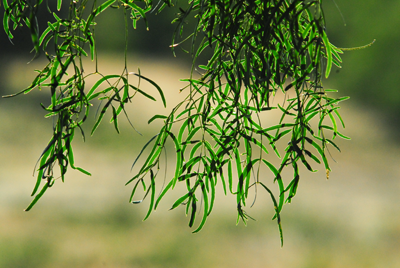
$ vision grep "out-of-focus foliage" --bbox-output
[322,0,397,126]
[2,0,351,244]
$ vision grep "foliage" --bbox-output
[2,0,350,245]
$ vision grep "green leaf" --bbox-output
[337,132,351,140]
[111,105,120,134]
[57,0,62,11]
[94,0,115,16]
[166,131,182,188]
[155,180,174,209]
[75,167,92,176]
[170,192,191,210]
[304,150,321,164]
[263,123,296,132]
[259,182,283,247]
[130,85,157,102]
[87,75,121,100]
[148,114,167,124]
[143,169,156,220]
[192,180,209,233]
[129,179,144,203]
[3,7,13,39]
[25,182,50,211]
[120,0,149,29]
[189,141,203,160]
[305,137,330,171]
[262,159,284,213]
[131,72,166,107]
[130,134,159,172]
[91,103,108,135]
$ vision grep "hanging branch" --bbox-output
[1,0,358,245]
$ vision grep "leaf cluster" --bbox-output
[2,0,350,245]
[2,0,165,208]
[129,0,349,245]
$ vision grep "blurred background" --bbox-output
[1,1,399,267]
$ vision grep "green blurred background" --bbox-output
[1,1,400,267]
